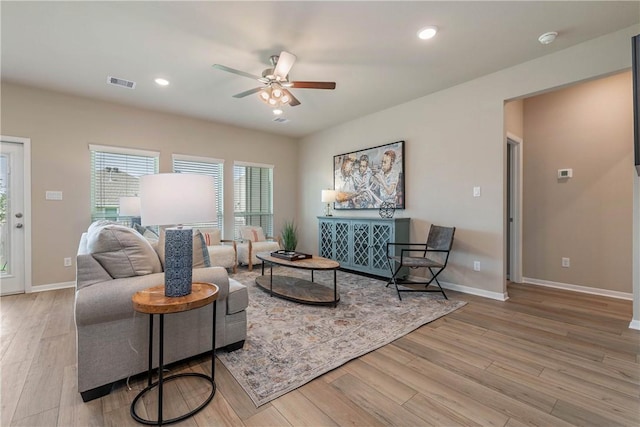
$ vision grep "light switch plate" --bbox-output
[473,186,481,197]
[46,191,63,200]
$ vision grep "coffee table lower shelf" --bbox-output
[255,275,340,306]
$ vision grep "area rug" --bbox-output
[217,268,466,406]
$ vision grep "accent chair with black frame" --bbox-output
[386,224,456,300]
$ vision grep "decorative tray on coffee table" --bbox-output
[270,250,313,261]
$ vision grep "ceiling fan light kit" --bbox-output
[212,50,336,110]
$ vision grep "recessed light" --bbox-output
[417,26,438,40]
[273,109,283,115]
[538,31,558,45]
[154,78,170,86]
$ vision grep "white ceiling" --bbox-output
[2,1,638,138]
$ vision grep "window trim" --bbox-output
[88,144,159,158]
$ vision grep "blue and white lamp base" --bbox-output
[164,227,193,297]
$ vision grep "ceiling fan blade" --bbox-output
[233,87,263,98]
[284,89,301,106]
[291,81,336,90]
[274,51,297,80]
[212,64,263,81]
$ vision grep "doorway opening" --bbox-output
[507,134,523,284]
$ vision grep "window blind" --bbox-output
[172,155,224,231]
[233,163,274,239]
[90,145,159,223]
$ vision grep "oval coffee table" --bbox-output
[255,253,340,307]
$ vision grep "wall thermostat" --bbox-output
[558,168,573,179]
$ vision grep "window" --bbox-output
[233,162,274,239]
[90,144,159,223]
[172,154,224,230]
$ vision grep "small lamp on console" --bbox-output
[321,189,336,217]
[118,196,141,227]
[140,173,216,297]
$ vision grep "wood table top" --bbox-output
[132,282,219,315]
[256,252,340,270]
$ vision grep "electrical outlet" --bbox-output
[473,186,481,198]
[562,257,570,268]
[473,261,481,271]
[64,257,72,267]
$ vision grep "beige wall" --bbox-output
[298,25,640,301]
[1,83,298,287]
[522,71,633,293]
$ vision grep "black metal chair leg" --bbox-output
[427,267,448,299]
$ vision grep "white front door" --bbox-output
[0,137,30,295]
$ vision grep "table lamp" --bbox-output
[140,173,216,297]
[118,196,141,227]
[321,189,336,216]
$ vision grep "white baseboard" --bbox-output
[29,281,76,293]
[629,319,640,330]
[406,275,509,301]
[441,281,509,301]
[522,277,633,301]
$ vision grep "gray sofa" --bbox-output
[74,224,248,402]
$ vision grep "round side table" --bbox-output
[130,282,219,426]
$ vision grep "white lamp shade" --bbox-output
[139,173,216,226]
[118,196,141,216]
[321,189,337,203]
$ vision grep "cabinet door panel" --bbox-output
[371,222,393,271]
[334,221,351,264]
[319,221,334,258]
[352,221,370,268]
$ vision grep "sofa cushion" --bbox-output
[86,223,162,278]
[156,227,212,269]
[240,226,266,242]
[227,279,249,315]
[207,245,236,269]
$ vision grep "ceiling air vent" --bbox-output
[107,76,136,89]
[273,117,290,123]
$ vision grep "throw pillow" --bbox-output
[156,227,212,269]
[86,224,162,278]
[199,228,221,246]
[134,223,160,245]
[240,226,266,242]
[193,230,212,268]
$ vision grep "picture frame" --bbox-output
[333,140,405,210]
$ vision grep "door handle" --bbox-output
[16,223,23,229]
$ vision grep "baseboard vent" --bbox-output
[107,76,136,89]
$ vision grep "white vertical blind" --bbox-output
[172,154,224,231]
[233,162,273,239]
[89,145,159,223]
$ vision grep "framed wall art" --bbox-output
[333,140,405,210]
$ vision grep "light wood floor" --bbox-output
[1,282,638,426]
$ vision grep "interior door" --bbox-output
[0,140,27,295]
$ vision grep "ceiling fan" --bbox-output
[212,51,336,109]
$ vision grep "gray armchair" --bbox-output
[386,224,455,300]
